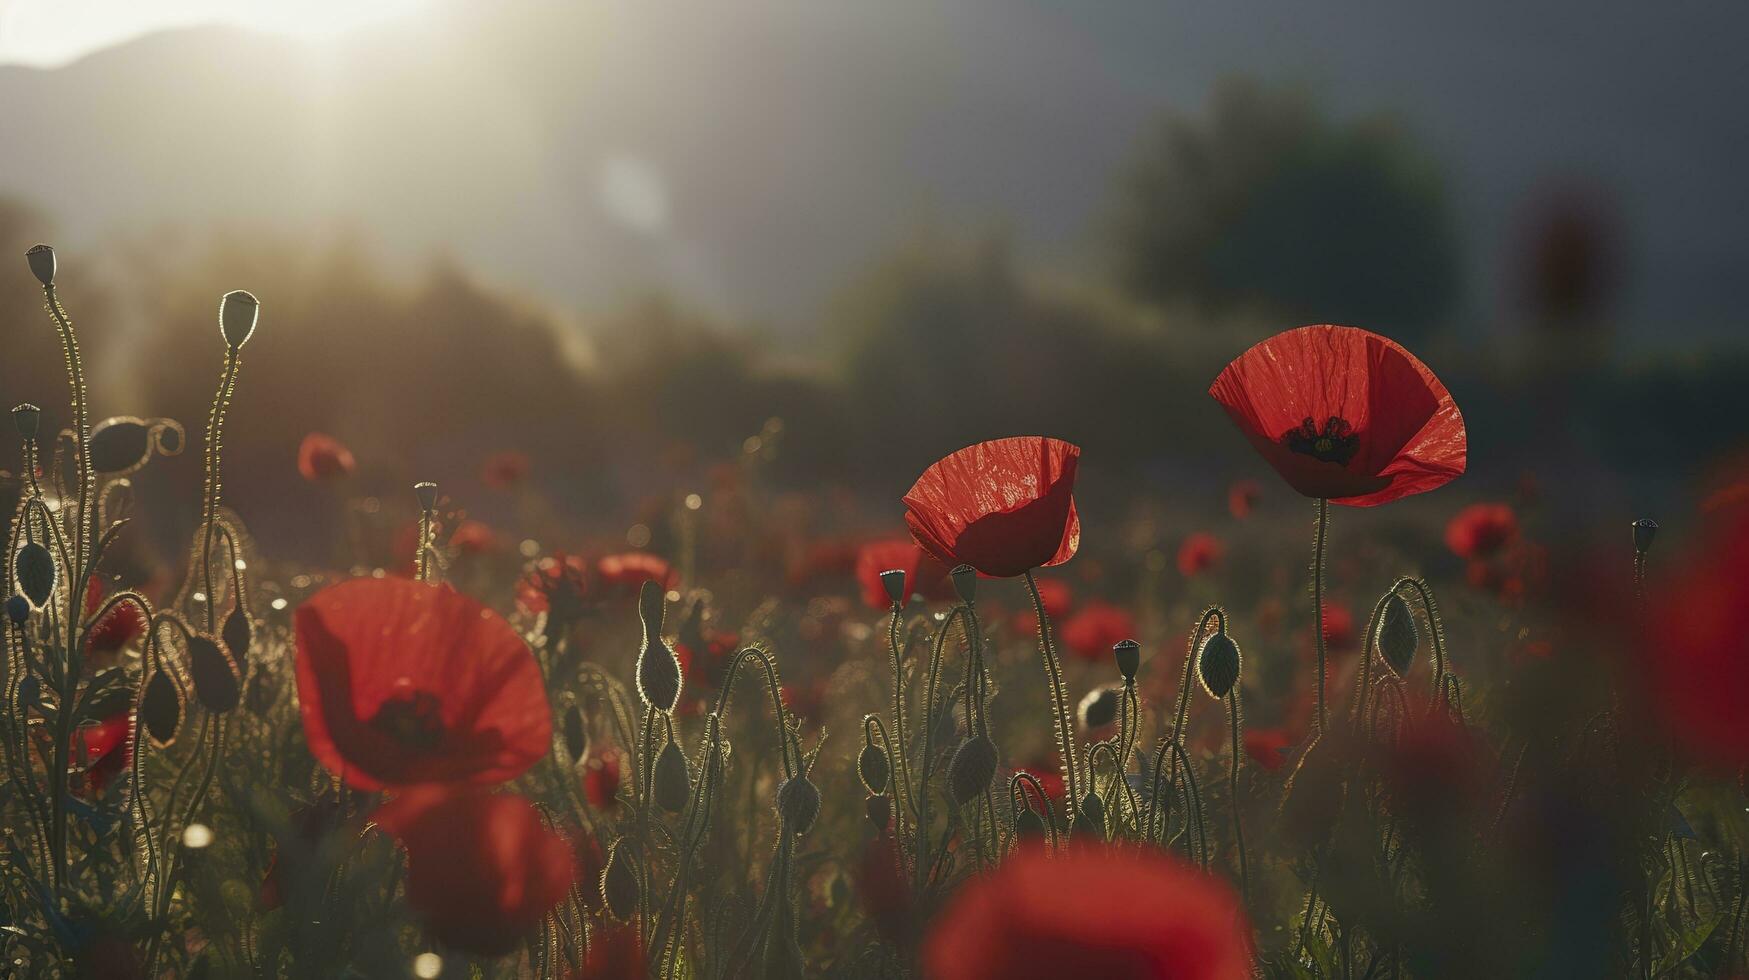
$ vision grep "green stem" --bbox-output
[1228,690,1249,904]
[1312,497,1330,737]
[1024,571,1080,822]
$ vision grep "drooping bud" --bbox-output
[635,581,682,712]
[1197,631,1241,699]
[18,675,40,711]
[601,839,640,920]
[1076,685,1122,731]
[1072,792,1106,838]
[219,289,259,350]
[413,481,438,512]
[187,635,241,713]
[11,404,41,441]
[777,775,822,834]
[562,703,589,763]
[879,568,908,607]
[948,735,998,806]
[25,244,55,286]
[1112,638,1140,682]
[950,564,977,605]
[1014,806,1047,839]
[865,793,891,832]
[1377,593,1418,679]
[1632,518,1659,554]
[141,669,184,747]
[222,606,252,679]
[653,740,691,814]
[858,738,890,794]
[5,594,30,624]
[15,542,56,608]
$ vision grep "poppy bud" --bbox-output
[1112,638,1140,682]
[141,669,184,747]
[15,542,56,608]
[858,739,890,794]
[1014,806,1046,839]
[222,606,252,678]
[777,775,822,835]
[1072,792,1105,838]
[1077,685,1122,731]
[414,481,439,512]
[636,583,682,712]
[25,244,54,286]
[865,793,891,832]
[11,403,41,441]
[18,675,40,711]
[188,635,241,713]
[1633,518,1658,554]
[879,568,908,607]
[219,289,259,350]
[951,564,977,605]
[1377,593,1418,679]
[653,741,690,814]
[562,703,589,763]
[601,839,640,920]
[948,735,998,806]
[1197,631,1241,699]
[6,594,30,624]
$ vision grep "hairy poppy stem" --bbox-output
[1312,497,1331,737]
[885,603,916,841]
[1024,571,1081,825]
[1227,689,1249,904]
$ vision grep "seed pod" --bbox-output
[18,675,40,711]
[25,244,55,286]
[777,775,822,835]
[880,568,907,606]
[141,669,183,747]
[865,793,892,832]
[858,740,890,794]
[951,564,978,605]
[601,839,640,920]
[653,741,691,814]
[11,404,41,441]
[948,735,998,806]
[1633,518,1659,554]
[222,606,252,679]
[219,289,259,350]
[1112,638,1140,682]
[413,481,438,512]
[635,582,682,712]
[15,543,55,608]
[188,635,240,714]
[1014,806,1047,839]
[1072,792,1106,838]
[1077,686,1122,730]
[6,594,31,624]
[562,703,589,763]
[1197,631,1241,699]
[1377,593,1418,679]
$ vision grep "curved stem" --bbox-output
[199,349,240,634]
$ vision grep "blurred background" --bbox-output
[0,0,1744,565]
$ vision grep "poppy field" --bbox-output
[2,240,1747,980]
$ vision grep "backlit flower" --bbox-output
[297,432,356,482]
[904,436,1081,578]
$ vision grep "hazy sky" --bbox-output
[0,0,431,65]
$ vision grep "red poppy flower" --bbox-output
[859,833,914,944]
[297,432,356,482]
[1243,728,1294,772]
[482,450,531,490]
[517,552,591,618]
[854,538,953,611]
[1013,761,1066,807]
[596,552,678,596]
[372,786,575,957]
[1319,602,1357,652]
[293,577,551,791]
[904,436,1081,578]
[73,710,132,796]
[84,579,145,657]
[567,921,644,979]
[923,845,1252,979]
[675,629,738,691]
[449,520,499,555]
[1177,532,1226,578]
[1642,511,1749,770]
[1209,325,1465,506]
[1444,502,1519,560]
[583,749,623,809]
[1059,601,1138,663]
[1227,480,1261,519]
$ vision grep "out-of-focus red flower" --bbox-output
[1033,577,1074,617]
[481,450,531,490]
[787,536,862,588]
[854,538,952,611]
[1227,479,1261,519]
[518,552,592,618]
[1209,324,1466,506]
[1320,603,1357,652]
[782,678,829,723]
[1013,761,1066,807]
[923,845,1252,979]
[1445,503,1519,560]
[583,749,622,809]
[596,552,678,596]
[297,432,356,482]
[449,520,498,555]
[83,579,145,657]
[1243,727,1294,771]
[73,710,132,796]
[1059,601,1138,663]
[372,786,575,957]
[859,833,913,944]
[568,921,644,979]
[1379,702,1484,826]
[675,629,738,691]
[1643,512,1749,770]
[1177,532,1226,578]
[293,577,551,791]
[904,436,1081,578]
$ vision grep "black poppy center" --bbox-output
[370,690,446,750]
[1283,416,1360,465]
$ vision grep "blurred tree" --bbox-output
[1109,81,1461,341]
